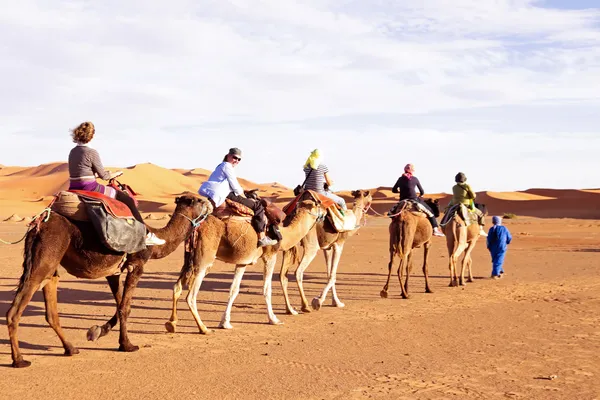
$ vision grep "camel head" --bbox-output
[474,202,488,216]
[423,198,441,217]
[350,190,373,211]
[174,192,214,223]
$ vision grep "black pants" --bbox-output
[227,193,267,233]
[115,190,144,224]
[413,197,439,229]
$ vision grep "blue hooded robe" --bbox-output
[487,216,512,276]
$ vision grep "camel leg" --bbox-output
[461,241,477,285]
[263,255,282,325]
[295,246,319,313]
[219,265,247,330]
[381,245,397,298]
[322,246,341,307]
[42,274,79,356]
[423,242,433,293]
[185,267,210,334]
[397,252,410,299]
[7,276,47,368]
[313,243,344,310]
[330,246,345,307]
[280,250,298,315]
[87,274,123,341]
[404,252,413,295]
[165,274,184,333]
[117,264,144,352]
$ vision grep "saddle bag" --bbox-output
[82,198,147,253]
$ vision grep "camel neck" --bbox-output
[148,212,194,259]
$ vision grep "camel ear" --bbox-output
[175,196,181,204]
[351,190,360,198]
[363,190,370,197]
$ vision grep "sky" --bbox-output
[1,0,599,193]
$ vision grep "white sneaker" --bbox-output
[479,228,488,237]
[433,227,445,237]
[145,232,166,246]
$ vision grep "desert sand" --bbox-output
[1,163,599,399]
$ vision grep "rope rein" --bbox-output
[0,208,52,245]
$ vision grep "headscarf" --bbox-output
[304,149,321,169]
[492,216,502,226]
[455,172,467,183]
[403,163,414,180]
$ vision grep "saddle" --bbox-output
[210,191,286,240]
[283,190,354,233]
[49,190,146,253]
[440,204,476,227]
[388,199,433,219]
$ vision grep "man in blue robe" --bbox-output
[487,216,512,279]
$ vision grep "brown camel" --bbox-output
[6,192,211,368]
[380,198,441,299]
[279,190,372,314]
[443,203,488,286]
[165,199,324,334]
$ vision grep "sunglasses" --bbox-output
[231,155,241,161]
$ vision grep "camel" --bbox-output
[165,199,324,334]
[6,192,211,368]
[380,198,441,299]
[279,190,373,314]
[443,203,488,287]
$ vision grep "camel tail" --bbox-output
[17,229,39,293]
[179,248,198,289]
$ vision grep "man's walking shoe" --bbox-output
[145,232,166,246]
[258,236,278,247]
[433,227,445,237]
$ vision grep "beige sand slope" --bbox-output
[0,162,598,219]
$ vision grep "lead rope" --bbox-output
[0,208,52,245]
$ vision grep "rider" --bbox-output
[67,121,165,246]
[391,164,444,237]
[448,172,487,237]
[302,149,347,212]
[198,147,278,247]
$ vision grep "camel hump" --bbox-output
[389,199,432,219]
[440,204,477,227]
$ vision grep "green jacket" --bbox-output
[449,183,476,208]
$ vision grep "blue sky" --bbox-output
[1,0,599,193]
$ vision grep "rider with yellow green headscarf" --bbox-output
[302,149,347,211]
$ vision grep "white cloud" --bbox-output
[1,0,599,192]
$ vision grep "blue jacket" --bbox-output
[487,225,512,253]
[198,162,244,207]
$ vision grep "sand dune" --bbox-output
[0,162,599,220]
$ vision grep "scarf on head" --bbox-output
[403,164,414,180]
[304,149,321,169]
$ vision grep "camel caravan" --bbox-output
[4,123,490,368]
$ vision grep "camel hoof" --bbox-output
[64,346,80,356]
[164,321,177,333]
[199,328,212,335]
[380,290,388,299]
[332,301,345,308]
[269,319,284,326]
[401,294,411,300]
[300,306,312,313]
[12,359,32,368]
[87,325,103,341]
[118,343,140,352]
[467,278,474,283]
[311,297,321,311]
[219,321,233,330]
[286,308,299,316]
[425,289,434,294]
